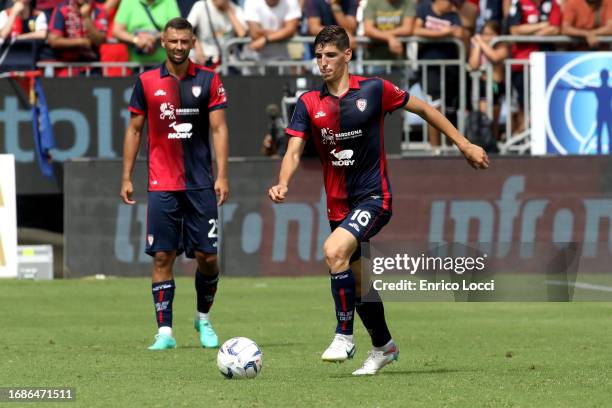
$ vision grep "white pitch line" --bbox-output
[545,280,612,293]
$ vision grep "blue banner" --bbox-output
[532,52,612,155]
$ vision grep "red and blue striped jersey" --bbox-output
[286,75,409,220]
[129,61,227,191]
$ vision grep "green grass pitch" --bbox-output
[2,276,612,407]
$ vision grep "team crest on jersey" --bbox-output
[160,103,175,120]
[356,99,367,112]
[321,128,336,145]
[147,234,154,247]
[192,86,202,97]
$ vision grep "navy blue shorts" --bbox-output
[329,198,391,263]
[146,189,218,258]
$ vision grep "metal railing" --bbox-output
[482,35,612,154]
[20,34,610,156]
[35,61,159,77]
[223,35,467,152]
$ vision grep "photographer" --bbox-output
[261,104,287,157]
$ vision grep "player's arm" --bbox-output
[268,137,306,203]
[120,113,145,204]
[404,96,489,169]
[210,109,229,206]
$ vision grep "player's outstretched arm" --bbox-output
[404,95,490,170]
[120,113,145,205]
[268,137,306,203]
[210,109,229,206]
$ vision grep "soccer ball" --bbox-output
[217,337,263,379]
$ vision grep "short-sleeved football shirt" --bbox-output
[129,61,227,191]
[286,75,409,221]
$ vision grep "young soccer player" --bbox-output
[268,25,489,374]
[120,17,229,350]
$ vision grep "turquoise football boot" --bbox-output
[194,319,219,348]
[148,334,177,350]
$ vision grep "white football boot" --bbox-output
[321,334,356,362]
[352,342,399,375]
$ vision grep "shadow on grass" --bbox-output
[178,342,305,350]
[257,342,306,348]
[381,368,463,375]
[328,368,463,378]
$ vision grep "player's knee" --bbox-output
[323,242,350,273]
[152,252,174,281]
[196,252,218,276]
[153,252,174,269]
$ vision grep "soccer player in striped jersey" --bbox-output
[120,18,229,350]
[268,25,489,375]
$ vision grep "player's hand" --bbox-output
[215,177,229,206]
[460,142,490,169]
[268,184,288,203]
[120,180,136,204]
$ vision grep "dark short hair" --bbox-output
[164,17,193,33]
[481,20,501,35]
[313,25,350,51]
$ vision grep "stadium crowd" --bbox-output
[1,0,609,71]
[0,0,610,146]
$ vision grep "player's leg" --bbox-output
[321,226,359,362]
[339,199,398,375]
[193,251,220,348]
[353,257,398,375]
[146,191,182,350]
[184,188,220,348]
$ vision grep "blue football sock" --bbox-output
[330,269,356,335]
[356,286,392,347]
[195,270,218,314]
[152,280,175,328]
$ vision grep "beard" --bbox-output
[167,51,189,65]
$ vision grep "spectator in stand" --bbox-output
[0,0,48,42]
[474,0,503,32]
[47,0,107,75]
[178,0,198,17]
[36,0,60,21]
[112,0,180,64]
[305,0,358,39]
[362,0,415,64]
[187,0,248,67]
[455,0,478,33]
[243,0,301,60]
[562,0,612,49]
[468,19,509,139]
[413,0,466,151]
[99,0,118,30]
[96,0,129,76]
[508,0,561,133]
